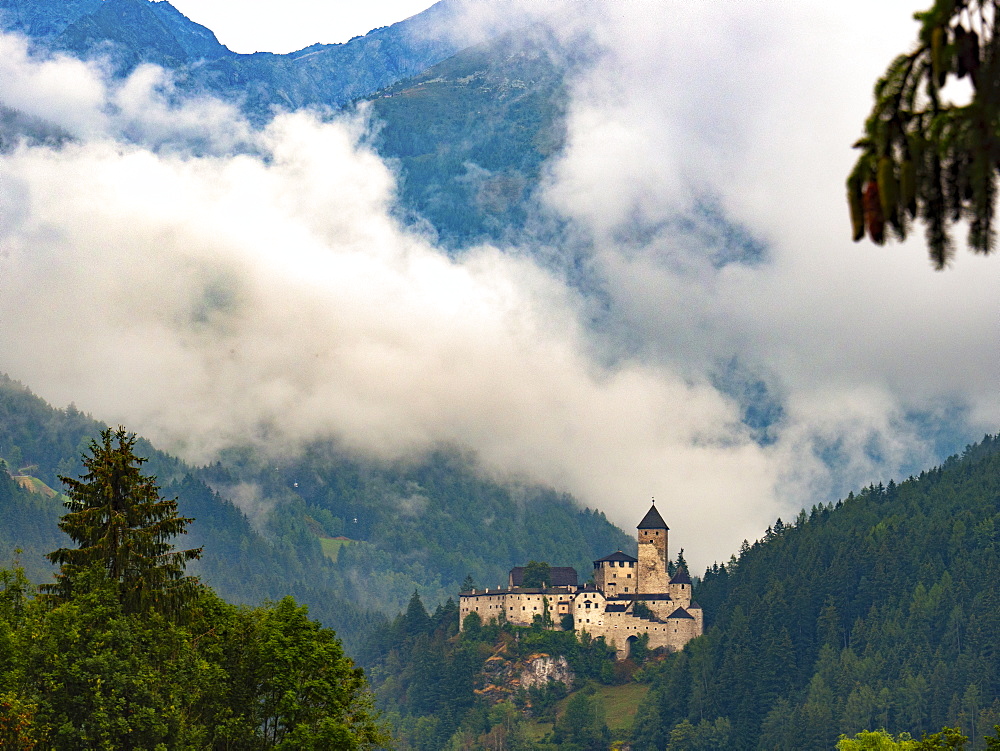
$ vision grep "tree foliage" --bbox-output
[836,726,996,749]
[0,569,388,750]
[0,480,388,749]
[849,0,1000,268]
[522,560,552,588]
[43,427,202,616]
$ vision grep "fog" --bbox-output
[2,2,998,571]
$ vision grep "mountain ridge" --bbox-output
[0,0,477,119]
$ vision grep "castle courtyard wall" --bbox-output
[580,608,700,659]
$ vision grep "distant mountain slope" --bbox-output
[0,102,71,150]
[632,436,1000,750]
[147,0,231,61]
[0,373,633,655]
[56,0,198,71]
[0,374,385,651]
[0,0,576,251]
[201,440,635,610]
[363,27,571,249]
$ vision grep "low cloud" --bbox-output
[2,3,999,574]
[0,32,251,150]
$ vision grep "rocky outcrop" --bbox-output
[519,653,573,689]
[475,647,575,705]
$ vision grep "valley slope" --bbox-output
[0,374,633,655]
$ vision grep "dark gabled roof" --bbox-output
[605,604,629,612]
[670,566,691,585]
[608,593,672,602]
[687,600,702,610]
[637,503,669,530]
[593,551,638,565]
[666,607,694,620]
[509,566,578,587]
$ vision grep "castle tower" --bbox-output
[669,566,692,608]
[637,502,670,594]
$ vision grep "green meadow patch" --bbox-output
[319,536,355,562]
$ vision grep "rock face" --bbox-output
[56,0,196,73]
[476,647,575,706]
[519,653,573,690]
[0,0,101,40]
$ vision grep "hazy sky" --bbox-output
[167,0,437,53]
[1,0,995,573]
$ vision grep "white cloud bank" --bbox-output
[2,2,1000,573]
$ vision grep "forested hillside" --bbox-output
[0,374,633,655]
[342,437,1000,750]
[631,436,1000,750]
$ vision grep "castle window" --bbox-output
[624,588,629,592]
[627,574,632,578]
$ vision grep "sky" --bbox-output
[168,0,438,53]
[1,0,997,574]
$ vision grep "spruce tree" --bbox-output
[43,427,201,616]
[849,0,1000,268]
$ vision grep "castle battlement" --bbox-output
[458,502,703,659]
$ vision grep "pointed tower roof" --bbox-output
[670,567,691,585]
[637,502,669,530]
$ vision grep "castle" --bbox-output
[458,502,703,659]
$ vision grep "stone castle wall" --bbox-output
[459,588,574,628]
[594,559,637,596]
[577,606,700,659]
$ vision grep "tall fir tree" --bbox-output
[43,427,201,616]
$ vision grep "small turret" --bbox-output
[669,566,692,607]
